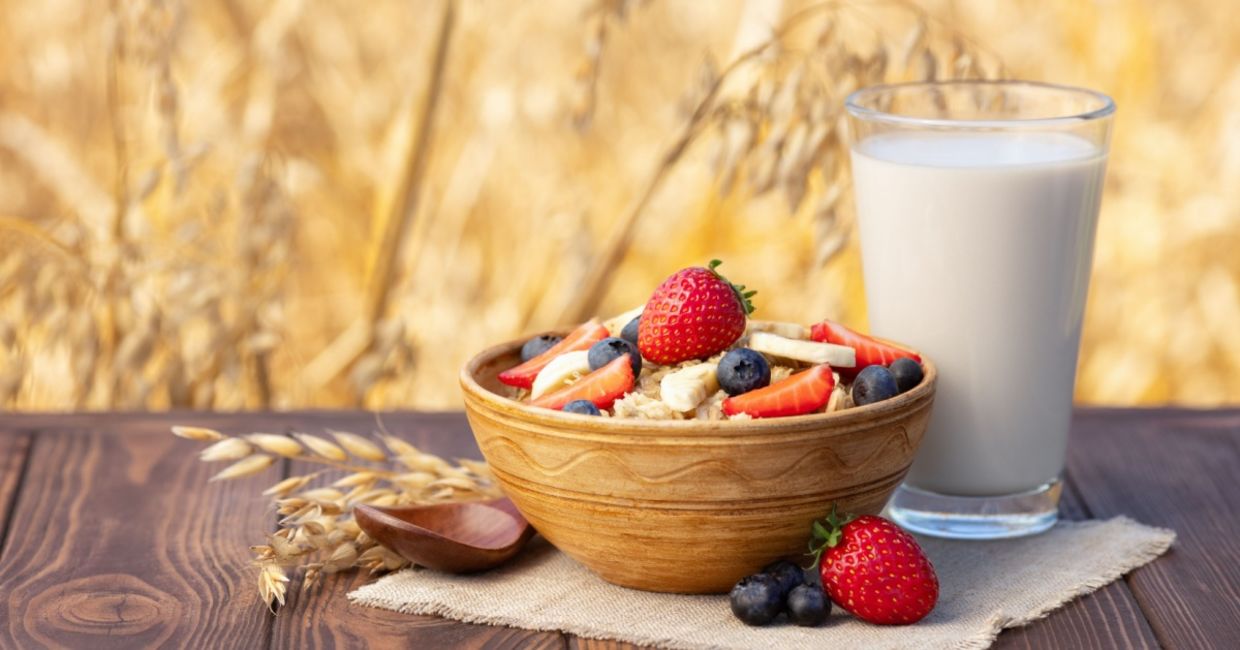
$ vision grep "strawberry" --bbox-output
[721,364,834,418]
[638,260,755,365]
[809,509,938,625]
[530,354,635,411]
[809,319,920,378]
[499,319,610,388]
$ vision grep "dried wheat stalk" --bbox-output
[172,424,502,611]
[571,0,648,129]
[299,0,455,402]
[561,0,1002,323]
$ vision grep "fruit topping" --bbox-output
[603,305,644,338]
[638,260,755,365]
[786,584,830,627]
[745,320,810,340]
[810,509,938,625]
[587,337,643,376]
[619,316,641,346]
[717,348,771,396]
[520,334,562,362]
[762,559,805,598]
[659,362,719,412]
[530,353,635,411]
[499,319,610,388]
[851,365,899,406]
[809,319,921,370]
[729,573,784,626]
[748,331,855,367]
[498,278,928,420]
[562,400,601,416]
[888,357,924,393]
[529,350,591,399]
[722,364,835,418]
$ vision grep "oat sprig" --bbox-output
[172,425,502,611]
[560,0,1003,323]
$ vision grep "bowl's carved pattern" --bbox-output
[477,425,916,485]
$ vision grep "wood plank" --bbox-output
[0,431,32,552]
[1067,408,1240,650]
[992,474,1159,649]
[0,409,1213,649]
[272,410,1166,649]
[0,417,279,649]
[277,570,565,649]
[270,411,564,648]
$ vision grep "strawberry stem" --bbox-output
[707,259,756,316]
[805,503,854,569]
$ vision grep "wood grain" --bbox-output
[1068,408,1240,650]
[275,569,565,649]
[3,408,1229,650]
[0,418,279,649]
[992,474,1159,650]
[0,431,32,549]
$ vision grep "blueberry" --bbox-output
[620,316,641,346]
[587,337,642,376]
[520,334,562,362]
[562,400,601,416]
[889,357,924,394]
[717,349,771,396]
[762,559,805,599]
[729,574,784,626]
[786,583,830,627]
[852,365,899,406]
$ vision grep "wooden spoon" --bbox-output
[354,498,535,573]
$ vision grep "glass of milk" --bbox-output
[845,81,1114,539]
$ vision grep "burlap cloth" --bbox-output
[349,516,1173,650]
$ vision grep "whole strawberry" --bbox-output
[809,508,938,625]
[638,260,755,365]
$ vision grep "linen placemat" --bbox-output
[349,516,1173,650]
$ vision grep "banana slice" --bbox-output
[530,351,592,399]
[660,363,719,412]
[746,320,810,340]
[748,331,856,367]
[826,378,848,412]
[603,305,644,338]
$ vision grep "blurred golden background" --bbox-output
[1,0,1236,411]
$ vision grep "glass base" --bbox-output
[885,479,1062,540]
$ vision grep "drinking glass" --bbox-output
[845,81,1114,539]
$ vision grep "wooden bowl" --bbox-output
[459,332,936,594]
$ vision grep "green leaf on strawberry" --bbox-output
[708,259,756,315]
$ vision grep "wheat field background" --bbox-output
[0,0,1236,411]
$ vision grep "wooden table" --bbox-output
[0,409,1236,649]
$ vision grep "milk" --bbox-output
[852,132,1106,497]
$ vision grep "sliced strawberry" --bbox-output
[722,364,835,419]
[530,354,635,411]
[499,319,610,388]
[809,320,920,377]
